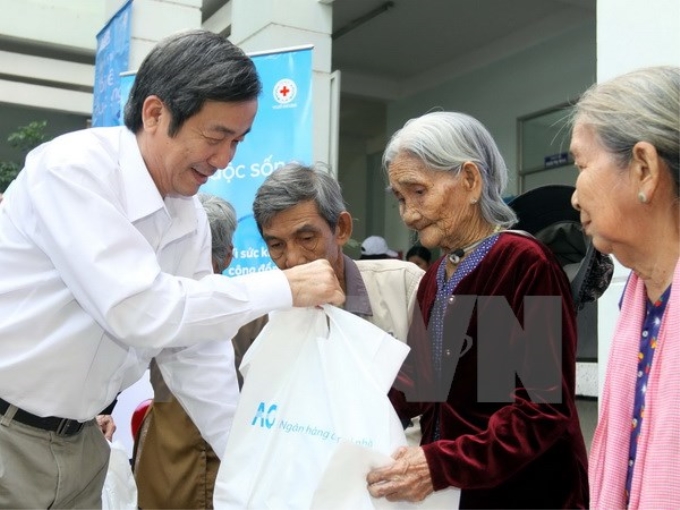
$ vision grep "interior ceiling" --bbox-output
[331,0,586,80]
[203,0,594,87]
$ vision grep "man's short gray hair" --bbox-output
[253,162,345,233]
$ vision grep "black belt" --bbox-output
[0,397,85,436]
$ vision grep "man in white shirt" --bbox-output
[0,30,343,508]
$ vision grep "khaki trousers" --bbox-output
[0,407,110,509]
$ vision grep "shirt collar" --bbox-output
[343,254,373,317]
[118,128,165,222]
[118,128,199,241]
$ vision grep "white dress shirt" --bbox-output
[0,126,291,457]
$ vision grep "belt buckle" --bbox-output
[55,418,83,436]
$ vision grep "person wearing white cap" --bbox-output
[360,235,398,259]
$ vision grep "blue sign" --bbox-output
[200,46,313,276]
[119,71,136,122]
[92,0,132,127]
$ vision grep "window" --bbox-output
[517,102,577,193]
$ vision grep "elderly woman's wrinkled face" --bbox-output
[570,121,637,255]
[388,153,476,252]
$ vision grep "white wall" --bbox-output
[0,1,102,164]
[0,0,103,51]
[338,134,371,253]
[598,0,680,82]
[0,0,102,109]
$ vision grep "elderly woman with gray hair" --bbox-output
[572,66,680,510]
[366,111,588,508]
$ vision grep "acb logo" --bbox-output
[251,402,277,429]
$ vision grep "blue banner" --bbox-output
[92,0,132,127]
[200,46,313,276]
[119,71,136,121]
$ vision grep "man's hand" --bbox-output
[96,414,116,441]
[283,259,345,307]
[366,446,434,503]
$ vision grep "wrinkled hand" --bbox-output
[283,259,345,307]
[366,446,434,503]
[96,414,116,441]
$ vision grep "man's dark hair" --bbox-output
[124,30,261,136]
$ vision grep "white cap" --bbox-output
[360,236,398,257]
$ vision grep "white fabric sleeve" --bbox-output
[27,149,291,349]
[155,339,241,460]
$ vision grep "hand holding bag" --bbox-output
[214,305,409,509]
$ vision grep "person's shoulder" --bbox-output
[496,230,555,261]
[43,126,122,150]
[492,230,567,280]
[34,126,125,169]
[356,258,425,277]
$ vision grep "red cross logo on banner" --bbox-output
[273,78,297,105]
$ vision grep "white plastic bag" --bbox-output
[102,440,138,510]
[312,442,460,510]
[214,305,409,509]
